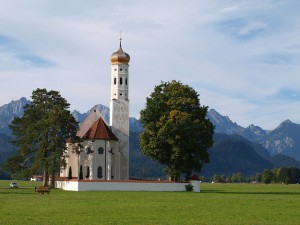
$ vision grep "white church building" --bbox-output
[60,38,130,181]
[57,38,200,192]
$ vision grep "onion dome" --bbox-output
[110,38,130,64]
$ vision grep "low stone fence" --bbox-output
[55,179,200,192]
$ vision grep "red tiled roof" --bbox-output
[190,174,200,180]
[82,117,118,141]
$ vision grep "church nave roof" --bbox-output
[82,117,118,141]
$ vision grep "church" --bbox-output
[60,38,130,181]
[57,38,200,192]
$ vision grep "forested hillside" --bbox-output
[129,131,166,179]
[201,138,274,178]
[0,133,16,179]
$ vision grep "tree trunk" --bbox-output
[42,169,48,187]
[42,160,49,187]
[42,139,49,187]
[50,170,55,189]
[169,173,180,182]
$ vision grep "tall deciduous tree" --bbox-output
[8,88,79,187]
[140,81,214,181]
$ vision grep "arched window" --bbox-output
[79,165,83,180]
[68,166,72,179]
[97,166,103,179]
[111,166,114,180]
[120,77,123,85]
[98,147,104,154]
[125,78,128,85]
[86,166,90,178]
[114,77,116,85]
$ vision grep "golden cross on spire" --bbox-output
[119,31,122,48]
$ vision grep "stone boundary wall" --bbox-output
[55,180,200,192]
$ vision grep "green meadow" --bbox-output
[0,181,299,225]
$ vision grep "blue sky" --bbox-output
[0,0,300,130]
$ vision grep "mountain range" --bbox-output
[0,97,300,179]
[207,109,300,161]
[0,97,30,135]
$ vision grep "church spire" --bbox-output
[119,31,122,49]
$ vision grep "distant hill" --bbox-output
[270,154,300,168]
[207,109,243,134]
[129,131,166,179]
[72,104,110,125]
[0,97,30,135]
[129,132,276,179]
[0,98,138,135]
[0,133,16,179]
[259,120,300,161]
[207,110,300,161]
[213,133,271,160]
[240,124,268,142]
[128,131,300,179]
[200,137,274,178]
[207,109,267,142]
[0,133,16,163]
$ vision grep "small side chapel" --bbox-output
[60,38,130,181]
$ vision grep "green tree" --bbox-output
[7,88,79,187]
[140,81,214,181]
[254,172,262,183]
[272,168,280,182]
[213,174,222,183]
[261,169,274,184]
[276,167,289,184]
[3,155,23,179]
[226,175,232,183]
[231,172,243,183]
[288,167,300,184]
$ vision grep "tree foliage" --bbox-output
[211,167,300,184]
[139,81,214,181]
[261,169,274,184]
[6,88,79,186]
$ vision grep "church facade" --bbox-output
[60,39,130,181]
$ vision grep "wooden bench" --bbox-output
[35,186,50,195]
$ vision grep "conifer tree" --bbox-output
[8,88,79,187]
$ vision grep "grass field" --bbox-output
[0,180,299,225]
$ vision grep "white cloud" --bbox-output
[219,5,240,14]
[237,22,268,36]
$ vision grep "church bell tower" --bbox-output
[109,35,130,180]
